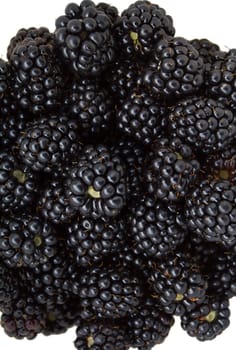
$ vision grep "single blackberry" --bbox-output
[66,144,127,219]
[144,138,200,202]
[43,301,81,336]
[54,1,115,77]
[67,216,125,267]
[0,263,19,311]
[1,294,45,340]
[206,51,236,108]
[181,296,230,341]
[114,1,175,59]
[168,97,236,154]
[116,89,167,145]
[149,252,207,316]
[127,297,174,349]
[20,250,79,306]
[10,36,64,115]
[17,115,81,173]
[0,59,11,97]
[0,151,38,213]
[0,214,58,268]
[79,266,144,318]
[7,26,52,60]
[112,136,145,203]
[185,179,236,248]
[38,180,76,225]
[63,78,114,137]
[141,36,204,101]
[105,60,143,105]
[130,196,187,259]
[96,2,119,24]
[74,321,129,350]
[190,38,220,64]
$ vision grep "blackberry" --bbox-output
[141,36,204,101]
[79,266,144,318]
[0,263,19,310]
[181,296,230,341]
[116,89,167,145]
[144,138,200,202]
[39,180,76,225]
[66,144,127,219]
[105,60,143,105]
[63,78,114,137]
[96,2,119,24]
[54,1,115,77]
[190,38,220,64]
[1,294,45,340]
[10,36,64,115]
[206,51,236,108]
[0,214,58,268]
[0,111,28,150]
[67,216,125,267]
[168,97,236,155]
[127,297,174,349]
[0,59,11,97]
[0,151,38,213]
[74,321,129,350]
[114,1,175,59]
[149,252,207,316]
[130,196,187,259]
[17,115,81,173]
[7,26,52,60]
[112,136,145,203]
[185,179,236,248]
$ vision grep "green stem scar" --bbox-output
[13,170,26,184]
[87,335,94,348]
[87,186,101,199]
[130,31,142,51]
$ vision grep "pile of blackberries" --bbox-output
[0,1,235,349]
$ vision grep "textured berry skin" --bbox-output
[117,90,167,145]
[0,264,19,311]
[17,115,80,173]
[0,59,11,97]
[96,2,119,24]
[0,214,57,268]
[1,295,45,340]
[0,111,27,150]
[181,296,230,341]
[79,266,144,318]
[130,196,187,259]
[114,0,175,59]
[149,252,207,316]
[141,36,204,100]
[7,27,52,60]
[39,181,76,225]
[0,151,38,213]
[74,321,129,350]
[66,144,127,219]
[64,79,114,137]
[206,52,236,108]
[168,97,236,154]
[10,36,64,115]
[55,1,115,77]
[190,38,220,64]
[144,138,200,202]
[67,216,125,267]
[127,298,174,349]
[185,179,236,248]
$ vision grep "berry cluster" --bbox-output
[0,1,235,349]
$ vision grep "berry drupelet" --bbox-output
[0,263,19,311]
[17,115,81,173]
[130,196,187,259]
[66,144,127,219]
[144,137,200,202]
[190,38,220,64]
[168,97,236,155]
[114,0,175,59]
[0,214,58,268]
[141,36,204,101]
[54,1,115,77]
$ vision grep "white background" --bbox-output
[1,0,236,349]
